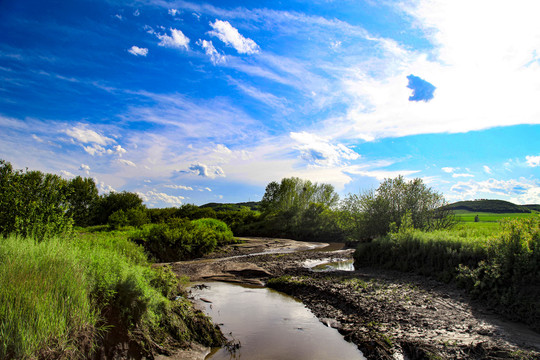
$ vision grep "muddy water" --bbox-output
[192,282,365,360]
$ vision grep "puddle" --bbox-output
[304,259,355,272]
[191,282,365,360]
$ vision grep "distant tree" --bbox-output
[65,176,99,227]
[342,175,455,240]
[93,191,145,225]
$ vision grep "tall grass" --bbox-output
[0,236,98,359]
[0,232,223,359]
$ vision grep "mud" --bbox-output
[169,238,540,360]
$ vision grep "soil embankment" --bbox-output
[169,237,540,360]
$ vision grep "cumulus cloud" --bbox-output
[128,46,148,56]
[483,165,492,174]
[526,155,540,167]
[450,178,540,204]
[83,144,106,156]
[139,191,184,207]
[107,145,127,156]
[165,184,194,190]
[186,162,226,178]
[290,131,359,167]
[197,39,226,65]
[79,164,90,171]
[442,167,456,173]
[65,126,113,145]
[157,28,190,50]
[209,20,259,54]
[60,170,75,178]
[168,9,179,16]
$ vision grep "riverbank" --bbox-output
[168,237,540,360]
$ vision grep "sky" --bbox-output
[1,0,539,208]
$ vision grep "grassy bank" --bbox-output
[354,216,540,330]
[0,233,223,359]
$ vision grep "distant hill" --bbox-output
[523,204,540,212]
[200,201,261,212]
[445,200,536,213]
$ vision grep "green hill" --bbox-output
[200,201,260,212]
[446,199,534,213]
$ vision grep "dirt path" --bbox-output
[169,238,540,360]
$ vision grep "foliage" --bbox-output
[92,191,145,225]
[257,177,344,241]
[65,176,99,227]
[0,232,223,359]
[146,204,217,224]
[131,218,236,261]
[0,160,73,241]
[457,217,540,329]
[343,175,455,240]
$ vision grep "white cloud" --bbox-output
[114,14,123,20]
[186,162,226,178]
[157,28,190,50]
[79,164,90,171]
[118,159,136,167]
[165,184,194,190]
[60,170,75,178]
[452,173,474,178]
[197,39,227,65]
[483,165,492,174]
[526,155,540,167]
[209,20,259,54]
[139,191,184,207]
[290,131,359,167]
[205,187,212,192]
[95,179,115,194]
[65,126,113,145]
[83,144,105,156]
[128,46,148,56]
[32,134,44,143]
[168,9,179,16]
[133,9,140,16]
[450,178,540,204]
[442,167,456,173]
[107,145,127,156]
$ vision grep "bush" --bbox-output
[131,218,235,262]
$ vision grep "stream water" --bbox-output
[192,282,366,360]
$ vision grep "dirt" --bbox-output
[168,237,540,360]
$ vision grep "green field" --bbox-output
[454,210,539,232]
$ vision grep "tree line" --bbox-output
[0,159,455,244]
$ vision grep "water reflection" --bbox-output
[192,282,365,360]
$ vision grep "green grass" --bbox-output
[454,210,538,223]
[0,231,223,359]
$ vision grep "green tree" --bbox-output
[65,176,99,227]
[0,160,72,240]
[343,175,454,240]
[93,191,145,225]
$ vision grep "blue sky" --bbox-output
[1,0,539,207]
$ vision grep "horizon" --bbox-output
[1,0,539,207]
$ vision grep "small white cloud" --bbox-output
[95,179,115,193]
[79,164,90,172]
[165,184,194,191]
[187,162,226,178]
[133,9,140,16]
[65,126,113,145]
[84,144,105,156]
[61,170,75,178]
[330,41,342,50]
[192,12,201,20]
[32,134,44,143]
[157,28,190,50]
[115,14,123,20]
[168,8,179,16]
[139,191,184,206]
[128,46,148,56]
[197,39,227,65]
[209,19,259,54]
[526,155,540,167]
[442,167,456,173]
[290,131,360,167]
[483,165,492,174]
[205,187,212,192]
[118,159,136,167]
[106,145,127,156]
[452,173,474,178]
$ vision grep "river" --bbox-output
[191,281,366,360]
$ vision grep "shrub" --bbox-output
[131,218,235,262]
